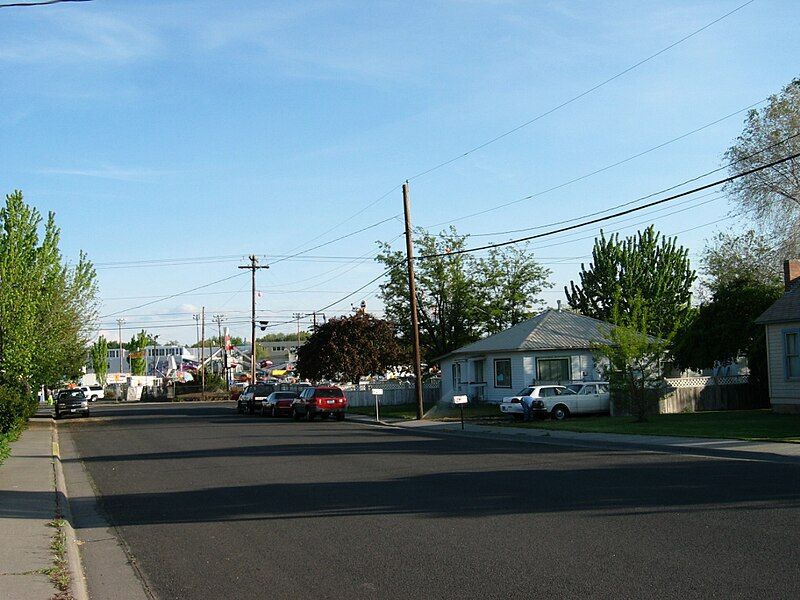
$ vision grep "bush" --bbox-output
[0,385,35,435]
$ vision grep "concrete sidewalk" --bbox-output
[349,413,800,464]
[0,422,62,599]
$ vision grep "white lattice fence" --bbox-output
[664,375,749,388]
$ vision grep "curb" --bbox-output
[52,425,90,600]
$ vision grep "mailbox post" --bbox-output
[453,395,468,430]
[371,388,384,422]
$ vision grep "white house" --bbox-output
[755,259,800,414]
[438,308,612,404]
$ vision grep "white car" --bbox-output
[79,385,104,401]
[499,382,610,421]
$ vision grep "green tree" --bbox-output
[127,330,150,376]
[0,190,97,394]
[475,243,553,334]
[723,77,800,259]
[593,297,670,422]
[699,230,783,295]
[377,228,552,362]
[90,336,109,386]
[296,313,406,383]
[377,227,481,363]
[672,276,782,397]
[566,226,695,338]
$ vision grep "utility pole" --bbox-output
[403,182,425,420]
[213,313,227,387]
[239,255,269,383]
[116,318,125,375]
[293,312,303,346]
[200,307,206,400]
[192,313,200,354]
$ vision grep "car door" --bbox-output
[577,384,598,414]
[595,383,611,413]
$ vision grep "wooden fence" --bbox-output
[657,375,766,413]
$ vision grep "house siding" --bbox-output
[766,322,800,413]
[440,350,605,404]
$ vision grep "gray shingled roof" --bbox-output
[442,309,614,358]
[755,282,800,325]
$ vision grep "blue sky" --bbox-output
[1,0,798,345]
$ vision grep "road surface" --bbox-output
[60,403,800,599]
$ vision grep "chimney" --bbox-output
[784,259,800,291]
[556,300,562,312]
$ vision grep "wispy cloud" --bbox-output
[37,165,176,182]
[0,9,160,65]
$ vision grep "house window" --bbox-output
[452,362,462,387]
[785,331,800,379]
[494,359,512,388]
[473,359,485,383]
[537,358,570,382]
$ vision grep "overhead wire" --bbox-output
[417,150,800,260]
[405,0,756,183]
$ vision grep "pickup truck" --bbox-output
[79,385,104,401]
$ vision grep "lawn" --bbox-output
[349,403,800,443]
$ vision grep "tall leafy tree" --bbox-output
[90,336,109,386]
[296,313,406,383]
[672,276,782,396]
[377,227,481,363]
[128,330,151,376]
[699,229,783,295]
[565,226,695,338]
[377,228,553,362]
[475,243,553,334]
[723,77,800,259]
[0,191,97,394]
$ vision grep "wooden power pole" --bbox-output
[403,182,425,420]
[239,255,269,383]
[200,306,206,400]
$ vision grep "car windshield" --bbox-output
[59,391,84,400]
[516,387,535,396]
[566,384,583,394]
[316,388,343,397]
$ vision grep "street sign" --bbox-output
[371,388,384,395]
[452,395,468,404]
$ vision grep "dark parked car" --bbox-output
[261,391,301,417]
[54,389,90,419]
[237,383,275,414]
[292,386,347,421]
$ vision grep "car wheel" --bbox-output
[306,410,315,422]
[292,408,301,421]
[54,410,60,420]
[551,405,570,421]
[335,412,345,422]
[271,406,278,418]
[237,402,243,414]
[248,403,255,415]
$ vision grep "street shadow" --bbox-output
[52,460,800,527]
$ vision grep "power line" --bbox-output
[424,97,776,231]
[417,150,800,260]
[0,0,93,7]
[405,0,755,183]
[99,272,247,319]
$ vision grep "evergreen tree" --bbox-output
[566,226,695,338]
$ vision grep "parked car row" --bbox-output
[236,384,348,422]
[500,382,610,421]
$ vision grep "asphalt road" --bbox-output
[61,403,800,600]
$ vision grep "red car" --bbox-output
[292,386,347,421]
[261,391,300,417]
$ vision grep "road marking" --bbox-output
[52,441,60,458]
